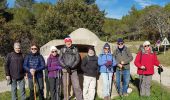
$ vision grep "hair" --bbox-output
[30,42,39,50]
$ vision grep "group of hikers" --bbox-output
[4,36,163,100]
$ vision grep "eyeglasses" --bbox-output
[144,45,150,47]
[15,48,21,50]
[104,48,109,50]
[31,48,37,50]
[51,51,57,53]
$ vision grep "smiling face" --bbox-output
[65,41,72,48]
[104,47,109,53]
[51,50,57,56]
[31,45,38,54]
[14,46,21,53]
[144,45,150,51]
[117,42,124,48]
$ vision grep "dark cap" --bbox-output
[117,38,124,43]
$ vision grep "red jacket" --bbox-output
[134,51,160,75]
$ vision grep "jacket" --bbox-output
[81,55,98,77]
[134,49,160,75]
[59,45,80,71]
[98,43,117,73]
[47,54,62,78]
[113,46,133,70]
[23,52,45,78]
[4,52,25,80]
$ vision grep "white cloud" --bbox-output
[134,0,156,8]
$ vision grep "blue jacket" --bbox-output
[23,52,45,78]
[98,53,117,73]
[98,43,117,73]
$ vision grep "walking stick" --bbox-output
[66,72,69,100]
[33,74,37,100]
[158,65,163,100]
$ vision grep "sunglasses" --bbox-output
[31,48,37,50]
[144,45,150,47]
[51,51,57,53]
[118,43,124,45]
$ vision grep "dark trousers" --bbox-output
[49,77,61,100]
[28,77,44,100]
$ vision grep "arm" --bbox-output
[81,56,88,73]
[153,52,160,66]
[36,55,45,71]
[123,48,133,64]
[47,57,57,71]
[59,48,66,68]
[23,55,30,72]
[98,55,107,66]
[134,51,142,68]
[112,56,117,67]
[71,48,80,69]
[4,53,10,76]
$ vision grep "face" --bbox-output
[51,50,57,56]
[104,47,109,53]
[14,46,21,53]
[88,49,94,56]
[117,42,124,48]
[65,42,72,48]
[31,45,38,54]
[144,45,150,51]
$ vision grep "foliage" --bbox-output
[0,0,105,56]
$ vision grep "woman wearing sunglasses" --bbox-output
[47,46,62,100]
[134,41,162,96]
[23,43,45,100]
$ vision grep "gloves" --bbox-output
[105,61,112,67]
[66,67,71,74]
[158,66,163,74]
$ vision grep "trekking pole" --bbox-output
[119,67,122,97]
[33,74,37,100]
[158,65,163,100]
[66,72,69,100]
[139,70,144,99]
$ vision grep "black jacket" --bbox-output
[59,46,80,70]
[81,55,98,77]
[4,52,25,80]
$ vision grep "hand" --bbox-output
[6,76,10,80]
[140,66,145,70]
[66,67,71,74]
[24,73,28,80]
[120,61,125,65]
[105,61,112,67]
[118,64,123,69]
[30,69,36,76]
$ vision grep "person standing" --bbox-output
[4,42,26,100]
[59,37,83,100]
[23,43,45,100]
[98,43,117,100]
[81,47,98,100]
[47,46,62,100]
[134,41,162,96]
[113,38,133,96]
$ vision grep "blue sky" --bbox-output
[7,0,170,19]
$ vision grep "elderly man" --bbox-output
[59,36,83,100]
[4,42,26,100]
